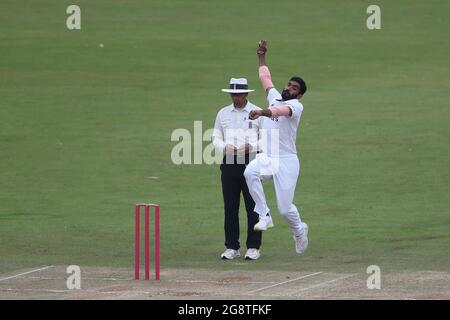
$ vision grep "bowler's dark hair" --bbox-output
[290,76,307,95]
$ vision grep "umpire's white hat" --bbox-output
[221,78,255,93]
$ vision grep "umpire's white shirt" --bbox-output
[212,101,262,151]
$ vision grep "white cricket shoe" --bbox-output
[221,249,240,260]
[294,223,309,254]
[253,215,274,231]
[244,248,260,260]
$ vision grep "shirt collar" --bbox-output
[232,101,251,112]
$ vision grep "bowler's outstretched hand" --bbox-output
[257,40,267,55]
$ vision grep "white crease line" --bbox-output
[26,276,134,281]
[23,276,274,284]
[245,272,323,294]
[0,288,119,294]
[293,274,357,296]
[170,279,276,284]
[0,288,69,293]
[24,276,275,284]
[0,266,54,282]
[0,288,199,297]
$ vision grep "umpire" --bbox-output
[212,78,262,260]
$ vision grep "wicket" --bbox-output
[135,203,160,280]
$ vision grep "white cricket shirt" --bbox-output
[261,88,304,156]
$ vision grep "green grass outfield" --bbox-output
[0,0,449,274]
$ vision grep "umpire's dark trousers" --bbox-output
[220,153,261,250]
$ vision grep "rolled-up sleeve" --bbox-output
[287,100,303,120]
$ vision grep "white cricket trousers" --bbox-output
[244,153,304,237]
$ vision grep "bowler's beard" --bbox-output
[281,89,296,101]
